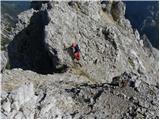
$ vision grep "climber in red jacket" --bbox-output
[72,42,80,61]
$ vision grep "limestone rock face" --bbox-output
[111,1,126,21]
[1,1,159,119]
[1,51,8,72]
[43,1,158,84]
[1,69,159,119]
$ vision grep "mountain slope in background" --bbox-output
[1,1,30,50]
[125,1,159,49]
[1,1,159,50]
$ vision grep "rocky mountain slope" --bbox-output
[1,1,30,50]
[125,1,159,49]
[1,1,159,119]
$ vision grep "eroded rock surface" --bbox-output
[1,1,159,119]
[1,69,159,119]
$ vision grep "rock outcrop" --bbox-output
[1,69,158,119]
[1,51,8,72]
[1,1,159,119]
[1,1,30,51]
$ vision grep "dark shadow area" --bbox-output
[64,46,75,61]
[7,9,65,74]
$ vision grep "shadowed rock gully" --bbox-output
[7,10,65,74]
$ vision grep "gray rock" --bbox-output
[139,40,144,47]
[1,67,159,119]
[134,29,140,40]
[1,1,158,119]
[135,80,141,88]
[1,51,8,72]
[2,98,11,113]
[10,81,34,107]
[0,113,8,119]
[14,111,25,119]
[111,1,126,21]
[101,1,112,14]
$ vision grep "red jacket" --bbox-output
[72,43,80,60]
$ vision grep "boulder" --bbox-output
[9,81,34,107]
[2,98,11,113]
[111,1,126,21]
[101,1,112,13]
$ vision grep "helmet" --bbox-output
[72,42,77,47]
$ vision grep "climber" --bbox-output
[71,42,80,61]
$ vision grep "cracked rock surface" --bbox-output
[1,1,159,119]
[1,69,158,119]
